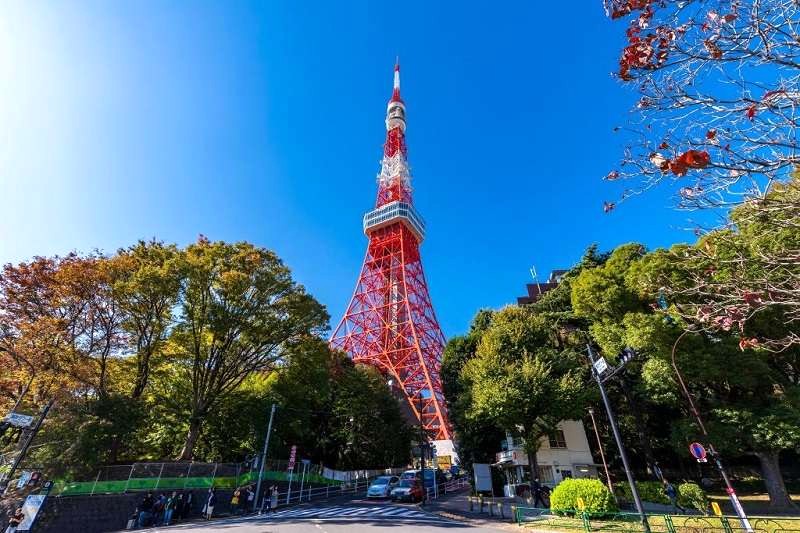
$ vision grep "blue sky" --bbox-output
[0,1,699,336]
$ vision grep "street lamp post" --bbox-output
[254,403,276,513]
[586,345,650,533]
[671,330,753,533]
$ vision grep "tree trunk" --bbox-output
[527,447,540,486]
[178,417,202,461]
[755,451,797,510]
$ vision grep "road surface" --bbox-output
[139,500,507,532]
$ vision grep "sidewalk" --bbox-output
[423,492,520,530]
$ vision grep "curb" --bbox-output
[417,503,520,530]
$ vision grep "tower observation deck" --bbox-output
[330,62,452,442]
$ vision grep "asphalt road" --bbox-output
[136,499,506,533]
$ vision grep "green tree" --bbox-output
[111,240,181,400]
[571,240,800,509]
[171,237,328,460]
[463,305,587,481]
[267,339,413,469]
[630,247,800,510]
[441,310,505,477]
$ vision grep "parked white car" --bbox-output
[366,475,399,498]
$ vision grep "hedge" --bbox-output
[614,481,708,513]
[550,478,618,514]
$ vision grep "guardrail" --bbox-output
[258,477,375,511]
[425,477,471,502]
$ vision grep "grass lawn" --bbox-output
[708,492,800,516]
[519,512,800,533]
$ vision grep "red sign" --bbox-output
[689,442,707,462]
[288,445,297,471]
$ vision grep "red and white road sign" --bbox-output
[287,445,297,470]
[689,442,707,462]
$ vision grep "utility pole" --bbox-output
[254,403,276,513]
[586,345,650,533]
[671,331,753,533]
[0,399,54,495]
[587,407,615,498]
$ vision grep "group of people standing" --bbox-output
[131,484,281,529]
[132,490,193,528]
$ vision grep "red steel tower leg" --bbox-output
[330,62,452,441]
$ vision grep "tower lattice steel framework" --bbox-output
[330,63,452,441]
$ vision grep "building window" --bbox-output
[537,466,554,484]
[548,430,567,449]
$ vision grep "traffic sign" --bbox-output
[3,412,35,429]
[689,442,707,462]
[287,445,297,470]
[593,357,609,375]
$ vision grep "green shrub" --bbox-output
[614,481,669,505]
[550,478,618,514]
[678,482,708,513]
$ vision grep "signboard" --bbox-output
[593,357,609,375]
[17,471,32,489]
[689,442,707,463]
[3,412,35,429]
[473,463,492,493]
[437,455,452,469]
[16,494,46,531]
[287,445,297,471]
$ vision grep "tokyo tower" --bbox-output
[330,62,452,442]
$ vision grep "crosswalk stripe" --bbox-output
[256,504,449,523]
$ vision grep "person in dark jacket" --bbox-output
[137,491,155,528]
[182,491,194,519]
[204,488,216,520]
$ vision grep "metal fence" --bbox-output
[47,460,414,497]
[49,459,345,497]
[514,507,800,533]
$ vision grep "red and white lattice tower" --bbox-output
[330,62,452,442]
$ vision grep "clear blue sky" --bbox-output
[0,1,698,337]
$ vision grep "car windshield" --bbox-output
[372,477,391,485]
[398,480,417,488]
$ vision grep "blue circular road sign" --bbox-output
[689,442,707,461]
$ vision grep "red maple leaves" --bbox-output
[669,150,711,176]
[650,149,711,176]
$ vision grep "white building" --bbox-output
[494,420,598,493]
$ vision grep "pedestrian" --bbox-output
[246,484,255,513]
[182,491,193,519]
[270,485,279,513]
[162,491,176,526]
[204,488,216,520]
[153,492,166,525]
[137,491,155,528]
[663,479,685,514]
[174,493,184,522]
[5,507,24,533]
[231,487,241,515]
[532,478,546,508]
